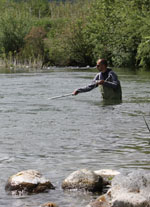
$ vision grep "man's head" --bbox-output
[96,59,107,72]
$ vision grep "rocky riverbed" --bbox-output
[5,169,150,207]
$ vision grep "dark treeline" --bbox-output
[0,0,150,70]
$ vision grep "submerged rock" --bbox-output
[5,169,55,194]
[40,202,59,207]
[62,169,103,192]
[87,170,150,207]
[86,192,111,207]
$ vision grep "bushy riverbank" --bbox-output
[0,0,150,70]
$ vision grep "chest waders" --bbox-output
[99,85,122,100]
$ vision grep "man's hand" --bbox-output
[73,90,79,95]
[96,80,105,85]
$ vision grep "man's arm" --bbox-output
[73,81,98,95]
[73,74,100,95]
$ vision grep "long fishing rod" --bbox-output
[48,93,74,100]
[48,78,109,101]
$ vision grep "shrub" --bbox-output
[0,14,30,56]
[20,26,47,65]
[136,37,150,70]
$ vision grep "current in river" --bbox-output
[0,67,150,207]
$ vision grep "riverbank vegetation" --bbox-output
[0,0,150,70]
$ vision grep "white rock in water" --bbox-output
[5,169,55,194]
[94,169,120,186]
[94,169,120,178]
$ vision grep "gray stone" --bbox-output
[111,171,150,207]
[62,169,103,192]
[87,171,150,207]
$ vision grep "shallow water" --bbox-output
[0,68,150,207]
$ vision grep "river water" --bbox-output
[0,67,150,207]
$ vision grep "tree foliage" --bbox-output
[21,26,47,63]
[0,12,30,55]
[0,0,150,70]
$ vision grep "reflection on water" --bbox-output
[0,68,150,207]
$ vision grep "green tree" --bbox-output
[65,20,94,66]
[85,0,118,65]
[26,0,51,18]
[0,14,30,56]
[136,37,150,70]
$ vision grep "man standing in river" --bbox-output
[73,59,122,101]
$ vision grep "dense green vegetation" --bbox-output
[0,0,150,70]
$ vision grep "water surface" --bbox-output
[0,68,150,207]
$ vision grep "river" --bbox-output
[0,67,150,207]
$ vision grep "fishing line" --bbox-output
[138,102,150,145]
[143,115,150,133]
